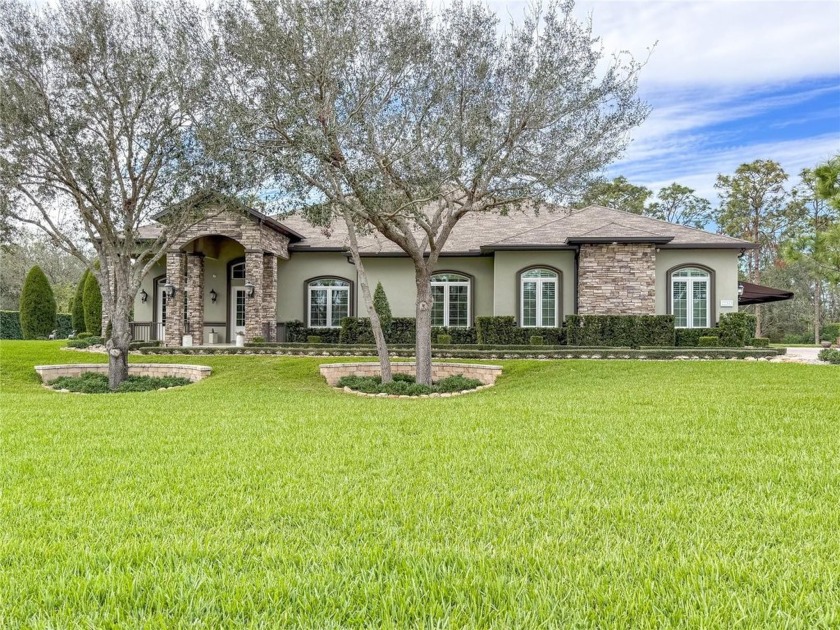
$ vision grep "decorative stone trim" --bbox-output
[319,362,503,386]
[578,243,656,315]
[334,383,495,398]
[34,363,212,384]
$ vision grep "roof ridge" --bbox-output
[581,204,749,244]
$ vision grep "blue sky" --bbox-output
[489,0,840,202]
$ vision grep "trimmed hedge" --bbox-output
[0,311,23,339]
[83,272,102,336]
[675,328,718,347]
[565,315,674,347]
[285,321,341,344]
[750,337,770,348]
[717,312,756,347]
[337,316,478,346]
[475,316,565,345]
[72,270,89,333]
[0,310,72,339]
[698,336,720,347]
[19,265,57,339]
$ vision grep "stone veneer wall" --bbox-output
[577,243,656,315]
[319,362,502,386]
[35,364,212,383]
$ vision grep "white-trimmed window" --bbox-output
[521,268,558,327]
[431,273,470,327]
[671,267,710,328]
[231,261,246,279]
[308,278,350,328]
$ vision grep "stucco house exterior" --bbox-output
[131,204,759,346]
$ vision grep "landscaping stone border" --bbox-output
[34,363,212,384]
[319,362,503,387]
[334,384,495,399]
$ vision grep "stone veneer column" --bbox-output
[186,253,204,343]
[577,243,656,315]
[164,251,185,347]
[262,253,277,341]
[244,250,264,342]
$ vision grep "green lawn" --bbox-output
[1,341,838,628]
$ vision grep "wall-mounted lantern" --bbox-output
[209,288,218,303]
[140,289,148,303]
[163,281,175,298]
[244,281,255,298]
[737,283,744,297]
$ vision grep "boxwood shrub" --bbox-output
[0,311,23,339]
[818,348,840,364]
[566,315,674,347]
[750,337,770,348]
[698,336,720,347]
[475,316,565,345]
[675,328,718,347]
[717,312,756,347]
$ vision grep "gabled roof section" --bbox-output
[150,192,304,242]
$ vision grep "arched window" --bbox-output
[671,267,710,328]
[431,273,470,327]
[308,278,351,328]
[230,261,245,279]
[520,268,558,327]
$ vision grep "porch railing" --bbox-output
[129,321,164,342]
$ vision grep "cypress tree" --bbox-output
[72,269,89,333]
[373,282,392,331]
[83,272,103,336]
[19,265,57,339]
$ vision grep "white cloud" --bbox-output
[572,0,840,88]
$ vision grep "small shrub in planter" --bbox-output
[337,373,482,396]
[436,334,452,345]
[818,348,840,364]
[750,337,770,347]
[529,335,544,346]
[698,336,720,347]
[49,372,191,393]
[307,335,322,344]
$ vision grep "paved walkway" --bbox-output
[770,346,825,364]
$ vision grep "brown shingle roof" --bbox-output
[281,204,755,253]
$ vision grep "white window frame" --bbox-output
[431,273,471,327]
[307,279,350,328]
[670,268,710,329]
[520,269,558,328]
[230,261,245,279]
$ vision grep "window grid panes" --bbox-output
[231,262,245,279]
[671,268,709,328]
[521,269,558,327]
[431,274,470,327]
[308,279,350,328]
[235,291,246,327]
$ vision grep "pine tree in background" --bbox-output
[373,282,392,332]
[19,265,57,339]
[72,270,89,333]
[83,272,102,336]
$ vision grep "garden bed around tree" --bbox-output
[35,363,211,393]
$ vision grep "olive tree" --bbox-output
[213,0,648,384]
[0,0,230,388]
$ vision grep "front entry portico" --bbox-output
[131,204,298,347]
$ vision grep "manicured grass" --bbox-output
[1,341,838,627]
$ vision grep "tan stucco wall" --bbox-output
[492,250,576,322]
[655,248,742,324]
[276,252,356,322]
[276,253,495,323]
[358,256,495,321]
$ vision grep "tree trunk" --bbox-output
[414,265,434,386]
[814,279,822,345]
[342,213,392,383]
[106,307,131,390]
